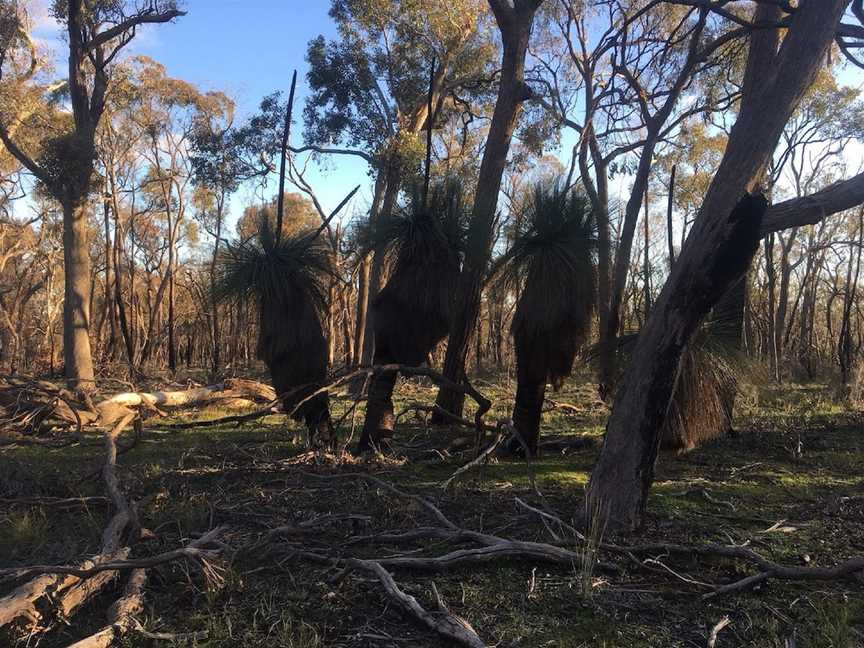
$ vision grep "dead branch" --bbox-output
[396,403,496,432]
[514,497,586,542]
[663,488,737,511]
[348,559,488,648]
[604,539,864,598]
[65,568,147,648]
[0,378,278,430]
[0,527,227,582]
[130,619,209,642]
[288,365,492,434]
[706,615,732,647]
[0,414,137,632]
[0,496,109,509]
[294,473,619,575]
[159,402,280,430]
[440,423,509,490]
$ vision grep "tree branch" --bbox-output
[289,144,375,164]
[761,172,864,235]
[85,9,186,53]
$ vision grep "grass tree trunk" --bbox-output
[433,0,543,420]
[586,0,847,531]
[62,199,96,391]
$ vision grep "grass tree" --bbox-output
[356,182,467,454]
[610,321,745,455]
[586,0,856,531]
[215,219,335,448]
[498,182,596,456]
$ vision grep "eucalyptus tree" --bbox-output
[532,0,748,395]
[304,0,496,365]
[586,0,864,531]
[126,58,225,372]
[433,0,547,420]
[0,0,184,391]
[762,71,864,378]
[189,93,251,375]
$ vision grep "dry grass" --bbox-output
[1,373,863,647]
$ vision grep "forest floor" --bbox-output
[1,371,863,647]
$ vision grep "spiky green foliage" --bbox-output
[356,180,467,453]
[214,218,330,314]
[214,218,333,425]
[503,181,597,388]
[365,180,467,365]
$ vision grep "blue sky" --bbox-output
[30,0,373,225]
[132,1,372,219]
[23,1,864,233]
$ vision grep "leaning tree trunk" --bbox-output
[62,199,96,392]
[586,0,847,531]
[360,158,403,367]
[433,0,542,420]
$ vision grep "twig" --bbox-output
[131,618,209,642]
[348,559,487,648]
[514,497,586,541]
[440,429,505,490]
[706,615,732,647]
[0,527,227,581]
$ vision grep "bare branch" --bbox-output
[762,172,864,234]
[85,9,186,53]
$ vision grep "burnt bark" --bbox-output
[586,0,848,530]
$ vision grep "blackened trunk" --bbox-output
[357,362,399,453]
[511,381,546,456]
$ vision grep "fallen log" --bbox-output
[0,378,278,430]
[65,568,146,648]
[0,415,136,634]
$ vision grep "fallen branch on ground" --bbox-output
[65,568,147,648]
[291,473,619,575]
[0,414,137,632]
[440,421,515,490]
[348,559,487,648]
[0,527,228,582]
[706,615,731,647]
[0,377,278,431]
